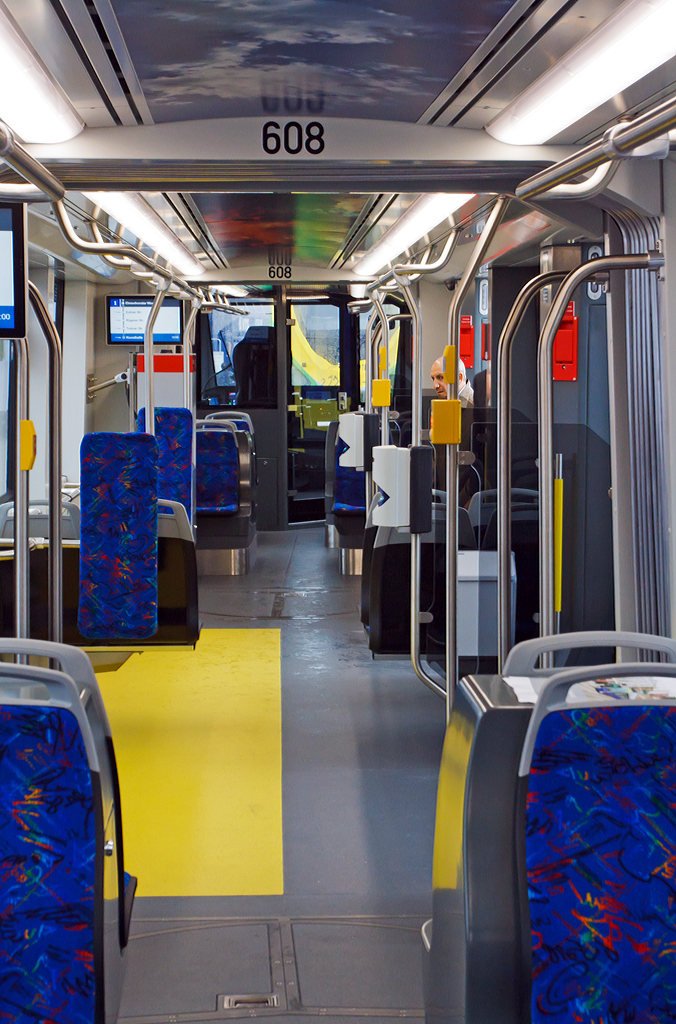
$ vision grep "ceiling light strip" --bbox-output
[0,0,83,142]
[488,0,676,145]
[83,192,205,277]
[353,193,474,278]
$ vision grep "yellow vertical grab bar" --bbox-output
[554,454,563,618]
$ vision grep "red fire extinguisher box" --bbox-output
[459,314,474,369]
[552,302,578,381]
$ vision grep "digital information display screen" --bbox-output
[0,210,15,330]
[108,296,182,345]
[0,204,26,339]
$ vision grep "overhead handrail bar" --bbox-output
[536,160,620,200]
[537,253,664,658]
[516,94,676,200]
[0,122,65,202]
[27,282,63,643]
[496,270,567,671]
[445,195,510,720]
[393,227,460,275]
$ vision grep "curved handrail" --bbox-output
[537,253,664,657]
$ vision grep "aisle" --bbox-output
[116,528,446,1024]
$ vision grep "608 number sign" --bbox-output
[262,120,325,155]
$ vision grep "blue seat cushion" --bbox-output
[333,439,365,513]
[196,430,238,514]
[0,705,97,1024]
[79,431,159,639]
[138,407,192,521]
[526,705,676,1024]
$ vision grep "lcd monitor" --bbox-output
[0,203,26,339]
[107,295,183,345]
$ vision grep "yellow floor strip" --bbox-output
[97,629,283,897]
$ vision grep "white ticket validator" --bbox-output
[338,412,365,469]
[372,445,410,528]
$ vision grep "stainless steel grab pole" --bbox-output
[143,282,171,437]
[14,336,29,639]
[537,253,664,653]
[363,306,379,506]
[184,297,202,410]
[399,279,446,701]
[496,270,566,670]
[28,282,63,643]
[387,230,460,701]
[445,196,509,720]
[371,290,389,445]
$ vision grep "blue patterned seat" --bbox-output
[525,705,676,1023]
[0,704,97,1024]
[196,429,238,514]
[333,438,366,513]
[138,407,193,521]
[79,432,159,640]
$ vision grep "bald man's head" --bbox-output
[431,358,447,398]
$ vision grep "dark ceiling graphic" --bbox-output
[193,192,366,265]
[109,0,515,123]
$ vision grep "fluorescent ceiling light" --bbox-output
[211,284,249,297]
[487,0,676,145]
[0,2,83,143]
[353,193,474,277]
[84,192,205,277]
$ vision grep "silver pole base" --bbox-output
[325,524,339,549]
[339,547,362,575]
[197,547,250,576]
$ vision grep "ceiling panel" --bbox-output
[191,192,366,267]
[106,0,518,124]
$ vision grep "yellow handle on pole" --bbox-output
[379,346,387,380]
[554,475,563,615]
[442,344,455,384]
[20,420,36,471]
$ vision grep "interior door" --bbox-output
[287,301,343,524]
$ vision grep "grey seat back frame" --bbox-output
[503,629,676,676]
[0,499,81,539]
[0,636,112,738]
[158,498,193,542]
[205,411,254,434]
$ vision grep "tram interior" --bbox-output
[1,1,676,1023]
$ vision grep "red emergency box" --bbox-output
[552,302,578,382]
[459,315,474,369]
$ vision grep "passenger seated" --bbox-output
[430,356,474,408]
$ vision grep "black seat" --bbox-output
[233,327,277,407]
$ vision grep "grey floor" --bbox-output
[118,529,446,1024]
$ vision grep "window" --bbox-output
[202,301,276,408]
[290,303,340,387]
[358,304,400,403]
